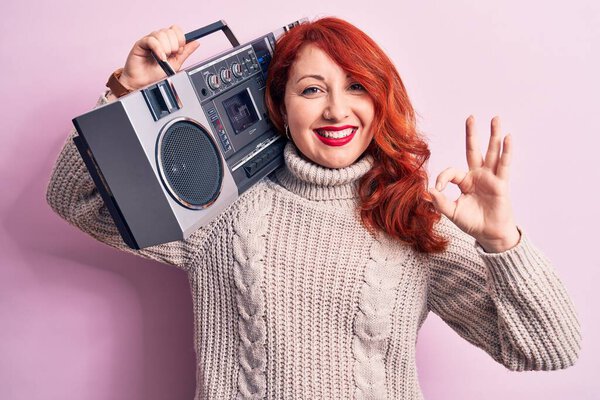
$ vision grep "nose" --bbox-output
[323,91,350,121]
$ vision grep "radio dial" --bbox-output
[207,74,221,90]
[231,63,243,78]
[220,68,233,83]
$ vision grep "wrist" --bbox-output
[106,67,134,98]
[477,226,521,253]
[118,70,135,90]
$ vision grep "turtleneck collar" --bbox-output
[273,141,374,201]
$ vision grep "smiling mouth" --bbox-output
[314,127,357,139]
[313,127,358,147]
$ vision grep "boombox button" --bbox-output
[244,162,259,177]
[142,80,180,121]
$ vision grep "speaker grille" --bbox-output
[157,120,223,209]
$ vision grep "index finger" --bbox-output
[139,36,167,61]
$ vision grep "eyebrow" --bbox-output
[296,74,352,84]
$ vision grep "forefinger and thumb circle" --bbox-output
[428,167,467,219]
[434,167,467,192]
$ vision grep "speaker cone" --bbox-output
[157,118,223,209]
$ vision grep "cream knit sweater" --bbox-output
[45,93,581,400]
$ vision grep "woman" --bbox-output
[46,17,581,399]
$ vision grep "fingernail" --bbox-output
[436,183,442,191]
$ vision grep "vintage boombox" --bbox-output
[73,19,307,249]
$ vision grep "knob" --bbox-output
[220,68,233,83]
[231,63,243,78]
[207,74,221,90]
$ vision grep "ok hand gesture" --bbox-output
[428,116,521,253]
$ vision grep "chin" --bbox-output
[295,137,369,169]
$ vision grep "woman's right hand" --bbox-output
[118,24,201,91]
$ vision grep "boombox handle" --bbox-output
[154,20,240,77]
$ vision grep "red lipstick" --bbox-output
[316,125,356,131]
[313,125,358,147]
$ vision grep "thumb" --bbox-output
[428,187,456,220]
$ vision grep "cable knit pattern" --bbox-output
[353,235,413,400]
[232,190,271,399]
[45,93,581,399]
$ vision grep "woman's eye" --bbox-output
[349,83,366,91]
[301,87,322,96]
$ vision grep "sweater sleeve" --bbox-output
[45,91,211,271]
[426,215,582,371]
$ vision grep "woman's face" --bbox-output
[283,44,375,169]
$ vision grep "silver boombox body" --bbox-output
[73,19,307,249]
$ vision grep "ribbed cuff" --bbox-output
[475,228,581,370]
[475,227,551,289]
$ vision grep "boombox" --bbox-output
[73,19,307,249]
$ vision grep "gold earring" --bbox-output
[284,123,291,140]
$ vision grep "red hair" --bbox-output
[265,17,448,254]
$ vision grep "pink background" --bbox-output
[1,0,598,399]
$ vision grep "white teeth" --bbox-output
[315,128,355,139]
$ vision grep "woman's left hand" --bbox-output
[428,115,521,253]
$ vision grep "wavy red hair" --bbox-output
[265,17,448,253]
